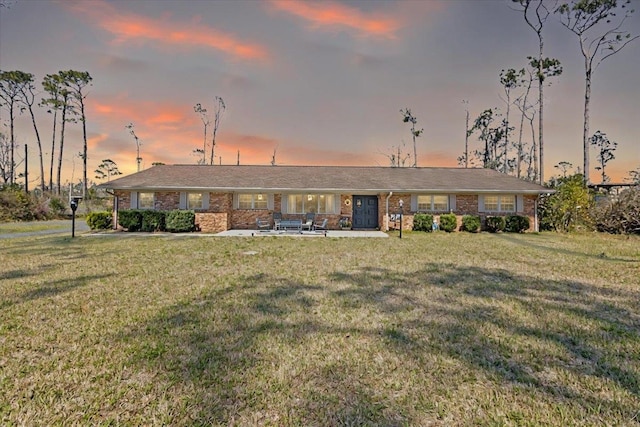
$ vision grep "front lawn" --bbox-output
[1,232,638,425]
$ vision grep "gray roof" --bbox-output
[101,165,551,194]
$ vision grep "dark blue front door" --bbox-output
[352,196,378,229]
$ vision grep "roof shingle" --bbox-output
[102,165,551,194]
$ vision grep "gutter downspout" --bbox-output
[385,191,393,231]
[534,196,539,232]
[106,189,118,230]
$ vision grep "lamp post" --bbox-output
[70,197,81,238]
[399,199,404,239]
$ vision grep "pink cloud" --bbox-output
[268,0,402,39]
[62,0,269,62]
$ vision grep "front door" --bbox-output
[352,195,378,229]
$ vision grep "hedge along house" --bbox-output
[102,164,551,233]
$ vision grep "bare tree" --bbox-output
[210,96,226,165]
[590,130,617,183]
[193,103,210,164]
[15,72,46,192]
[400,108,423,167]
[0,70,30,184]
[499,68,525,174]
[0,131,12,184]
[125,123,142,171]
[513,0,555,183]
[514,64,536,179]
[462,100,470,168]
[556,0,638,185]
[41,73,63,192]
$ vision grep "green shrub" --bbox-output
[412,213,434,232]
[165,210,195,232]
[461,215,480,233]
[141,210,166,232]
[48,197,66,218]
[118,209,143,231]
[439,213,457,232]
[505,215,530,233]
[485,216,506,233]
[86,211,112,230]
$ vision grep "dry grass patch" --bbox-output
[1,232,639,425]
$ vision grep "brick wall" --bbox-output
[113,190,538,232]
[195,212,228,233]
[154,192,179,211]
[455,195,478,215]
[210,192,232,212]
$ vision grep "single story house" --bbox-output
[102,164,552,232]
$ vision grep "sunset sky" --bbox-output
[1,0,638,185]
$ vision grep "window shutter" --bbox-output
[478,195,485,213]
[179,192,187,209]
[449,195,456,211]
[281,194,288,213]
[232,193,239,209]
[410,194,418,212]
[202,192,210,210]
[130,191,138,209]
[516,195,524,213]
[267,194,274,211]
[334,194,341,214]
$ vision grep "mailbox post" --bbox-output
[399,199,404,239]
[70,197,81,238]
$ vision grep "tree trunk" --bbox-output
[504,100,510,174]
[57,107,67,195]
[81,98,87,198]
[26,103,45,192]
[412,124,417,168]
[583,69,591,186]
[538,36,544,185]
[9,107,15,185]
[49,110,57,193]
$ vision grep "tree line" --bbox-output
[0,70,92,195]
[387,1,637,186]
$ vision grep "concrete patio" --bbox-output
[215,229,389,238]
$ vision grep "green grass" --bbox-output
[1,232,639,425]
[0,221,68,234]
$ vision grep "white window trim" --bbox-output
[285,193,339,214]
[236,193,270,210]
[137,192,155,210]
[415,194,450,212]
[481,194,516,213]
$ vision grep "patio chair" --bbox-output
[302,212,315,231]
[256,217,271,231]
[313,218,328,231]
[273,212,282,230]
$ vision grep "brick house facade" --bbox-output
[105,165,550,233]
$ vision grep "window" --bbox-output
[138,192,154,209]
[483,195,515,212]
[417,195,449,211]
[188,193,203,209]
[238,193,268,210]
[287,194,336,214]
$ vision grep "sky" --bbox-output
[1,0,639,186]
